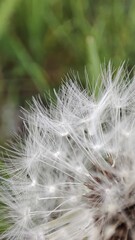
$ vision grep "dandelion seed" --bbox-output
[48,185,56,194]
[1,64,135,239]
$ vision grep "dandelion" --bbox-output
[1,65,135,239]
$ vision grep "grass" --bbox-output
[0,0,134,138]
[0,0,134,135]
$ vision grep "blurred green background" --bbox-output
[0,0,135,141]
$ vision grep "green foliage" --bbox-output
[0,0,134,130]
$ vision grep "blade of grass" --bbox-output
[86,36,101,96]
[0,0,20,38]
[8,36,50,93]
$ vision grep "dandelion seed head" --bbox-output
[1,64,135,239]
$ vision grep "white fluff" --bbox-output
[1,64,135,239]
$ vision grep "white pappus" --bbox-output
[1,65,135,239]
